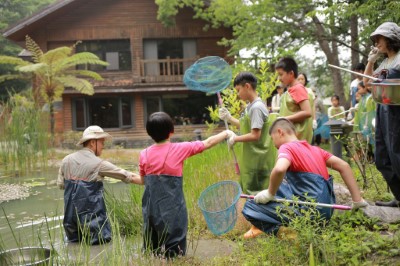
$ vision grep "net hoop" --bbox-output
[183,56,232,94]
[198,180,242,235]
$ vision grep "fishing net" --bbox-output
[198,181,242,236]
[183,56,232,93]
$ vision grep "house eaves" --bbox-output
[3,0,79,40]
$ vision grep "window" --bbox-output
[72,96,134,130]
[76,40,131,71]
[143,39,197,75]
[144,92,216,125]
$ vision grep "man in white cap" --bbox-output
[57,125,143,244]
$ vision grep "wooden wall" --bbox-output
[29,0,231,75]
[14,0,232,136]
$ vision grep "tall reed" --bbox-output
[0,90,49,173]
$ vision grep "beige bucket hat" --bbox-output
[370,22,400,42]
[77,125,112,146]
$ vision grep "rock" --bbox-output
[334,183,352,205]
[360,205,400,224]
[0,184,30,203]
[333,183,400,224]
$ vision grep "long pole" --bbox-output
[240,194,352,210]
[329,107,357,119]
[328,64,380,82]
[217,92,240,175]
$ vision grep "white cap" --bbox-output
[370,22,400,42]
[77,125,112,146]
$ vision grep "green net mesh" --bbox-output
[183,56,232,93]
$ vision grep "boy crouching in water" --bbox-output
[242,118,368,238]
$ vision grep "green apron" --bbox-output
[279,91,313,143]
[239,112,278,195]
[353,94,376,145]
[329,107,345,120]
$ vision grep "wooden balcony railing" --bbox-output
[137,56,199,83]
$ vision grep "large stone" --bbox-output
[360,205,400,224]
[333,183,400,223]
[333,183,352,205]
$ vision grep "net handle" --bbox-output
[240,194,352,210]
[217,92,240,175]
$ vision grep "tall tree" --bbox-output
[155,0,400,104]
[0,36,108,142]
[0,0,55,100]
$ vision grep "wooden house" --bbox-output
[3,0,232,147]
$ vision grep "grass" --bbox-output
[0,91,50,174]
[2,142,400,265]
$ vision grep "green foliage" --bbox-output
[206,61,278,131]
[155,0,400,106]
[0,90,49,173]
[0,0,56,100]
[105,185,144,237]
[0,36,108,141]
[255,61,280,102]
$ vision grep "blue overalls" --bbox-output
[242,171,335,235]
[63,179,111,245]
[142,146,187,258]
[375,68,400,200]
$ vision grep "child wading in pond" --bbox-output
[276,57,313,143]
[139,112,232,258]
[242,118,368,239]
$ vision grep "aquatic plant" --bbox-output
[0,90,49,174]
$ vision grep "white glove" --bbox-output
[347,112,353,121]
[254,189,274,204]
[351,199,368,209]
[227,132,236,147]
[368,47,381,63]
[312,119,318,130]
[219,107,232,122]
[225,130,236,139]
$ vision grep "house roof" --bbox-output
[3,0,81,40]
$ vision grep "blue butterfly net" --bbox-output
[183,56,232,94]
[198,181,242,236]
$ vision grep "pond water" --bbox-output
[0,167,236,263]
[0,168,129,250]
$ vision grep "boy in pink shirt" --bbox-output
[242,118,367,239]
[139,112,232,258]
[276,57,313,143]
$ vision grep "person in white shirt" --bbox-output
[349,63,365,114]
[271,85,284,113]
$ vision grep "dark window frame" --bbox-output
[76,39,132,71]
[143,93,216,126]
[72,96,134,130]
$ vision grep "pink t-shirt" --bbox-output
[139,141,205,177]
[278,141,332,180]
[288,83,309,104]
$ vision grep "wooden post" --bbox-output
[166,56,171,76]
[136,57,141,76]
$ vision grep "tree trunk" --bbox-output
[350,14,360,70]
[312,16,346,106]
[349,14,360,109]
